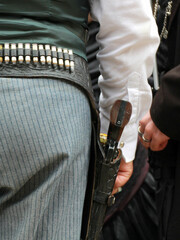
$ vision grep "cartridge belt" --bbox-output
[0,42,96,108]
[0,43,75,73]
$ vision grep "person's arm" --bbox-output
[89,0,160,162]
[139,111,170,151]
[139,65,180,151]
[151,65,180,140]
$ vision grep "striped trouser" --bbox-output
[0,77,91,240]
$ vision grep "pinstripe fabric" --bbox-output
[0,77,91,240]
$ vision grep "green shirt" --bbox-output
[0,0,90,59]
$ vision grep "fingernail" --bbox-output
[116,187,122,194]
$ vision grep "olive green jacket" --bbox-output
[0,0,90,59]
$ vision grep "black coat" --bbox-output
[151,0,180,139]
[150,0,180,239]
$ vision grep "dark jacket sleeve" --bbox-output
[150,64,180,140]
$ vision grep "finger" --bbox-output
[140,140,150,149]
[142,133,151,146]
[149,129,170,151]
[113,171,129,189]
[139,131,151,148]
[150,139,169,151]
[140,122,154,147]
[112,187,122,195]
[139,111,151,127]
[112,160,133,192]
[138,125,146,144]
[138,125,144,138]
[139,139,149,149]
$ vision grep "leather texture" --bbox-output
[83,144,122,240]
[0,54,95,105]
[87,152,122,240]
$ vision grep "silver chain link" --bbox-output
[153,0,173,39]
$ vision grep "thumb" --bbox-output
[112,158,133,194]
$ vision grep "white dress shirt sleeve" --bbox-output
[89,0,160,162]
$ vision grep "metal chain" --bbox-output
[153,0,160,20]
[153,0,173,39]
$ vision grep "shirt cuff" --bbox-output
[100,111,138,162]
[118,123,138,162]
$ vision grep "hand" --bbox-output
[139,111,170,151]
[112,157,133,195]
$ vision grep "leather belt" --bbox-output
[0,43,75,73]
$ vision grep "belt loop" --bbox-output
[18,43,24,64]
[51,46,58,68]
[4,43,10,64]
[25,43,31,64]
[69,49,74,73]
[45,45,52,66]
[57,47,64,69]
[39,44,46,65]
[32,44,39,65]
[11,43,17,64]
[63,48,70,70]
